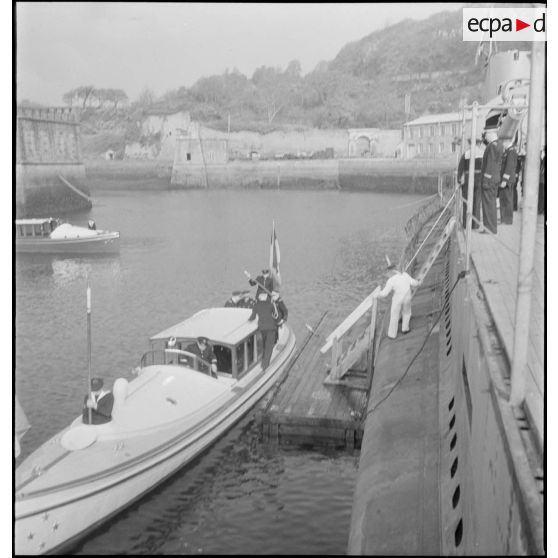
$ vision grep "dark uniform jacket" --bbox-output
[457,150,483,187]
[249,300,278,331]
[82,391,114,425]
[185,342,218,368]
[501,147,519,187]
[481,140,505,188]
[249,275,274,296]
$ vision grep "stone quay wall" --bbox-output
[16,107,91,217]
[170,158,457,193]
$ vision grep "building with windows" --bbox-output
[402,112,466,159]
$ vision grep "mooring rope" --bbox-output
[404,184,458,272]
[58,174,92,202]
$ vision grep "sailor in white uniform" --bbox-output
[376,259,420,339]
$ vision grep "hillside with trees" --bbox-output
[34,7,530,157]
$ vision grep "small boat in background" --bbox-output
[15,218,120,254]
[15,306,296,554]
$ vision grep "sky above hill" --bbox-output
[16,2,463,105]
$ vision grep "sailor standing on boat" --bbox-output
[248,292,279,369]
[376,258,420,339]
[82,377,114,425]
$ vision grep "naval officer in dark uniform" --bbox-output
[185,336,218,376]
[499,141,519,225]
[480,131,505,234]
[248,292,278,370]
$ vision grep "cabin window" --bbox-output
[246,335,255,367]
[213,345,232,374]
[256,332,263,360]
[236,343,246,374]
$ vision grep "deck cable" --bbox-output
[404,184,459,273]
[362,270,467,420]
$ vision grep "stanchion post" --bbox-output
[465,102,478,273]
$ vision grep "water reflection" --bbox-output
[51,258,121,287]
[15,255,122,287]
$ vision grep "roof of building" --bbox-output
[404,112,469,126]
[405,99,503,128]
[150,308,257,346]
[15,218,54,225]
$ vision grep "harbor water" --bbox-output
[15,188,427,554]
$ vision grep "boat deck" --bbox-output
[469,214,544,445]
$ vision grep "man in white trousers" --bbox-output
[376,260,420,339]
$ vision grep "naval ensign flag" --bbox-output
[269,221,281,291]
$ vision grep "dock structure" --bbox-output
[257,310,373,449]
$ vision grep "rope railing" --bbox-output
[403,183,458,273]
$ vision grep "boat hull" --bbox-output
[15,233,120,255]
[15,328,295,554]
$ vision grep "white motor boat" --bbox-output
[15,218,120,254]
[15,307,296,554]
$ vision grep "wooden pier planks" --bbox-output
[259,311,369,448]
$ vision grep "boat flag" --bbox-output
[15,395,31,458]
[269,221,281,290]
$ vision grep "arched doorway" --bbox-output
[355,136,371,157]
